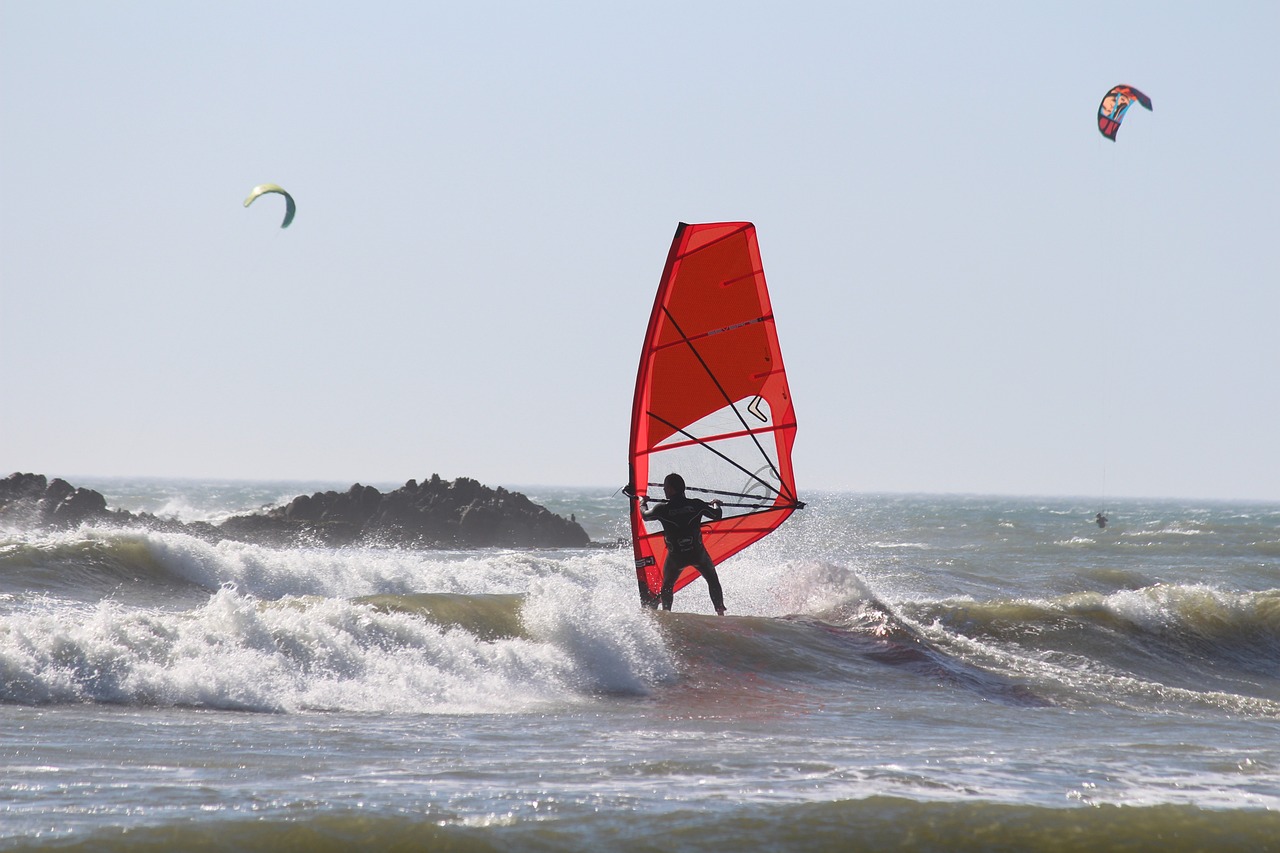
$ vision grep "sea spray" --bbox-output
[521,575,676,695]
[0,582,670,713]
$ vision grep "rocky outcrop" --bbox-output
[0,472,590,549]
[0,473,125,530]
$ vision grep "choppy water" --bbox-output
[2,479,1279,850]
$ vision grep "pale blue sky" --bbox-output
[3,1,1278,500]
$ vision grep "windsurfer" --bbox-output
[639,473,726,614]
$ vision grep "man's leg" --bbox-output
[696,550,726,614]
[660,555,683,610]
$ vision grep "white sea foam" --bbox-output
[1099,583,1274,637]
[1055,536,1099,547]
[0,573,674,713]
[0,526,677,713]
[124,528,614,601]
[522,575,677,694]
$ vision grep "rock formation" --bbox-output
[0,472,590,549]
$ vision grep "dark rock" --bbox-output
[1,473,115,529]
[1,471,592,550]
[0,473,49,526]
[49,486,108,527]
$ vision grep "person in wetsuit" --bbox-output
[639,473,726,614]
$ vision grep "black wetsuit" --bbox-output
[642,495,725,611]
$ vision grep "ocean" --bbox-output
[2,479,1278,851]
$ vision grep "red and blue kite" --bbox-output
[1097,85,1152,141]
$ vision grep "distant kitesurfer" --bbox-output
[636,473,726,615]
[1095,512,1108,529]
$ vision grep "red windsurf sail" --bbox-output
[627,222,803,607]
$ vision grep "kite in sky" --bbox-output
[1097,85,1152,141]
[243,183,296,228]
